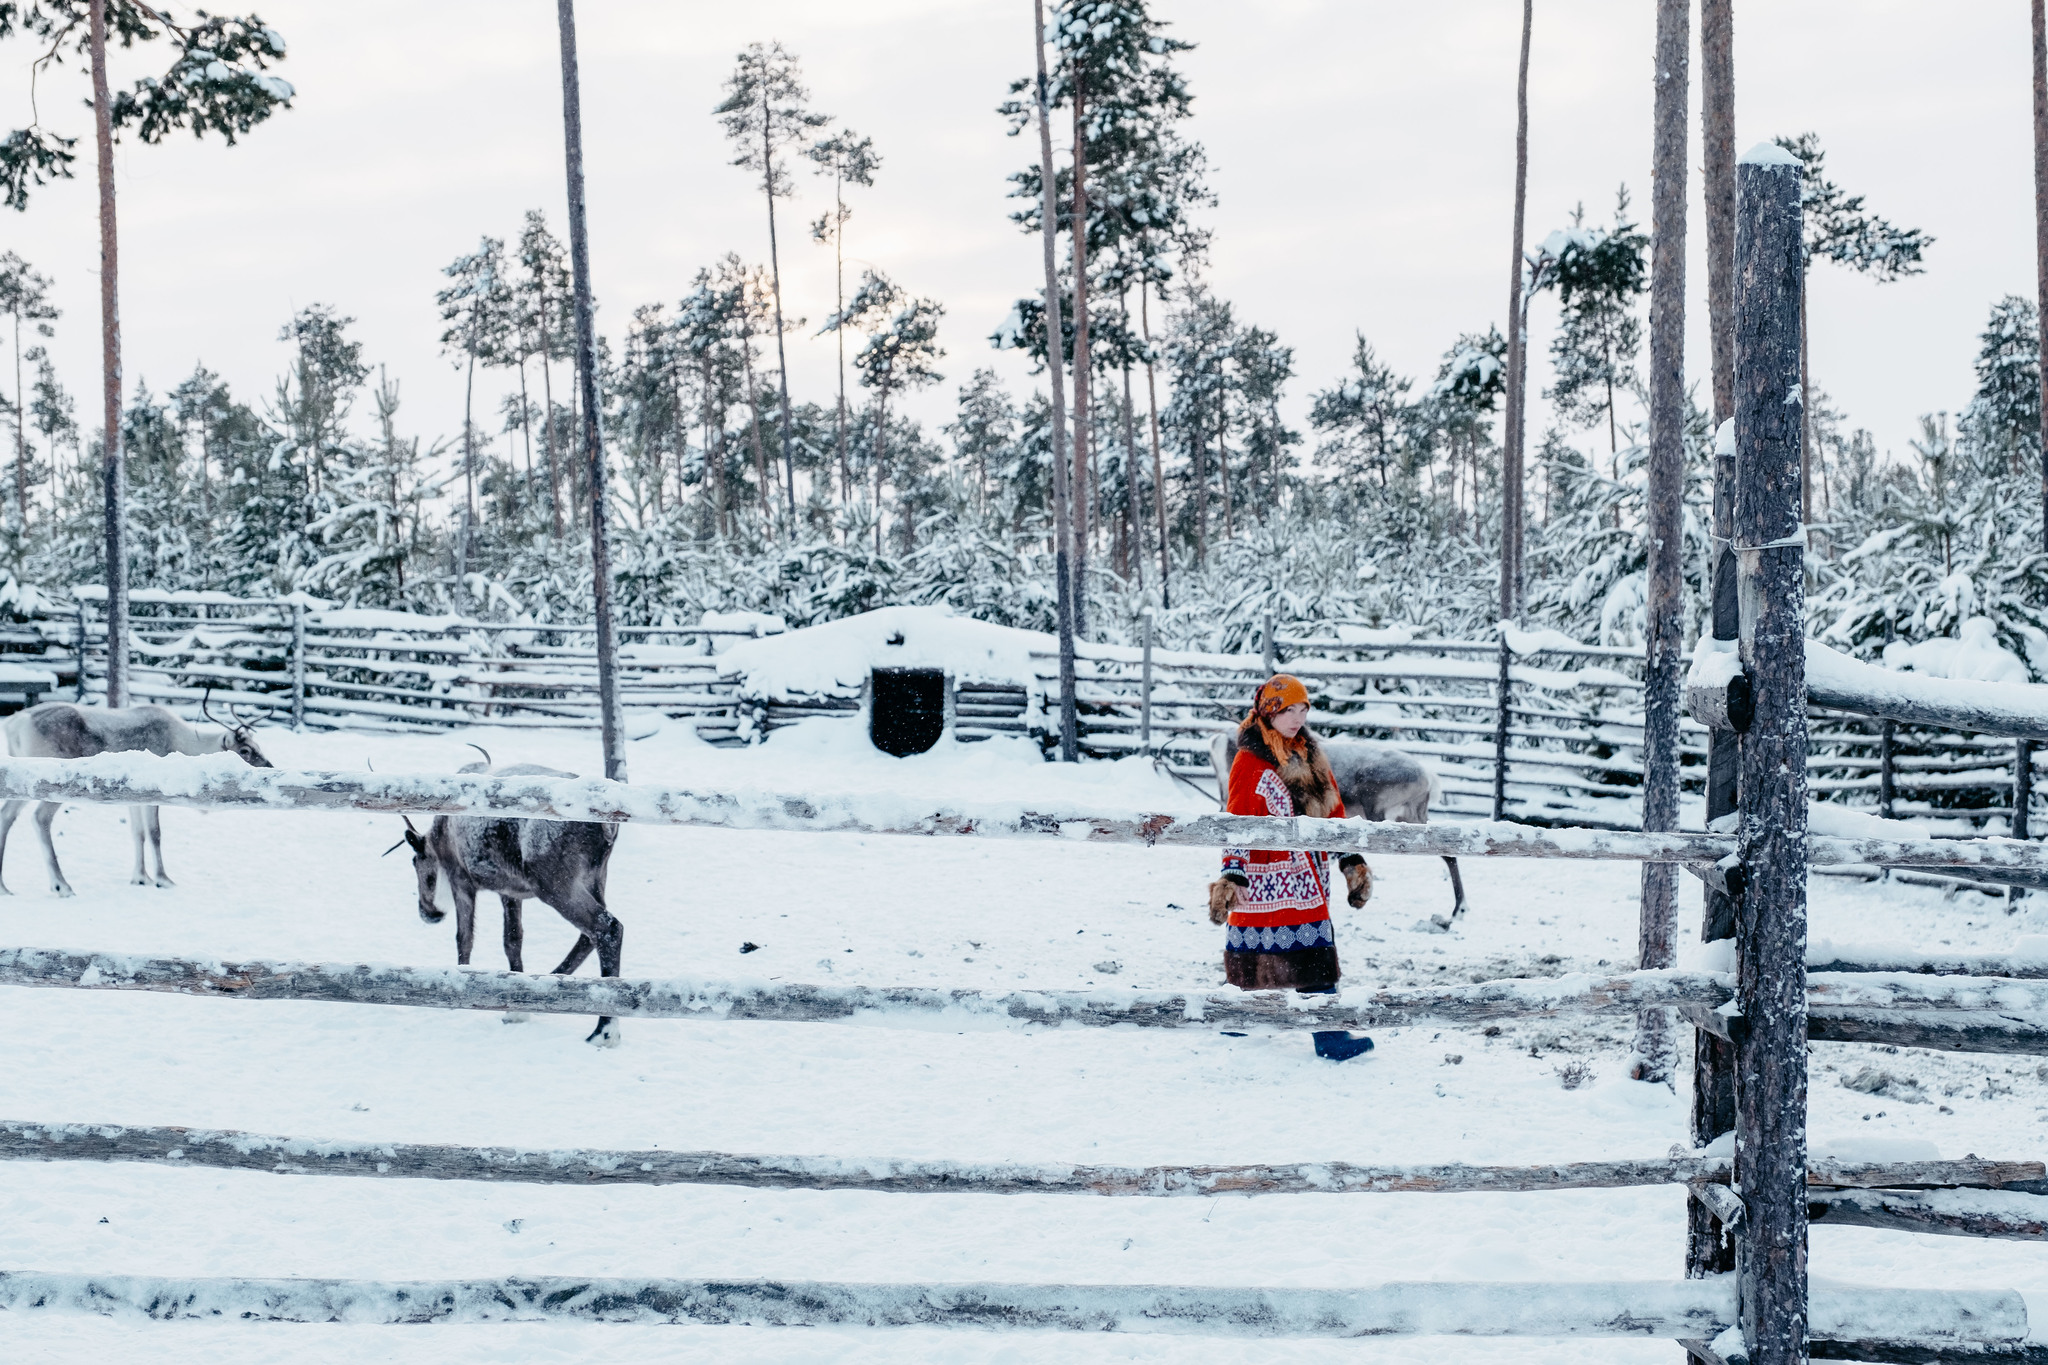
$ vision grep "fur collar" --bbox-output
[1239,718,1342,819]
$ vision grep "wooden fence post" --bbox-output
[73,600,87,703]
[1140,608,1154,756]
[1689,426,1742,1285]
[1731,143,1808,1365]
[1880,616,1897,823]
[1492,632,1511,821]
[290,601,306,733]
[2013,740,2034,911]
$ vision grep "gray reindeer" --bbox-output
[0,693,272,896]
[391,750,625,1047]
[1211,733,1469,923]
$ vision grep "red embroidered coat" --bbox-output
[1221,747,1347,931]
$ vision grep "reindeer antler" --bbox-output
[382,814,422,858]
[200,685,225,728]
[466,742,492,767]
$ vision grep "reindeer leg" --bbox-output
[0,800,24,895]
[501,895,525,972]
[34,802,72,898]
[1442,856,1469,920]
[127,804,150,885]
[452,879,478,966]
[499,895,530,1024]
[146,806,173,888]
[551,888,623,1048]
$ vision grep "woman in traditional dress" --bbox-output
[1208,674,1376,1061]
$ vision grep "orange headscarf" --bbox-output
[1250,673,1309,719]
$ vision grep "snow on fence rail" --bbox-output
[7,755,2048,887]
[6,1119,2034,1198]
[0,1268,2034,1348]
[11,948,2048,1056]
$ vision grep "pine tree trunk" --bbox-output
[741,345,772,536]
[1034,0,1077,763]
[1218,390,1234,542]
[1702,0,1737,428]
[1142,282,1169,607]
[539,292,563,537]
[90,0,125,708]
[1500,0,1533,624]
[519,360,536,503]
[1800,272,1812,529]
[1634,0,1689,1086]
[556,0,625,782]
[762,104,796,535]
[2034,0,2048,556]
[834,168,851,517]
[874,388,888,557]
[1121,302,1141,592]
[459,348,476,579]
[1070,81,1092,642]
[14,314,26,528]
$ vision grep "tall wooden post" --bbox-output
[1500,0,1533,622]
[2014,741,2034,911]
[1687,421,1741,1288]
[1492,632,1511,822]
[1732,143,1808,1365]
[290,601,306,732]
[1139,607,1154,756]
[2032,0,2048,553]
[1033,0,1078,763]
[1636,0,1689,1084]
[90,0,126,710]
[1702,0,1737,428]
[556,0,625,781]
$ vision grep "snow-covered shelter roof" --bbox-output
[718,606,1049,698]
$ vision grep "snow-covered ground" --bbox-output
[4,717,2048,1362]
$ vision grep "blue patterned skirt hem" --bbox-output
[1225,918,1335,953]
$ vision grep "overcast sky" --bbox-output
[0,0,2032,479]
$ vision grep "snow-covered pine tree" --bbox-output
[1310,335,1416,494]
[1535,189,1648,463]
[0,1,295,704]
[1958,295,2040,479]
[827,269,945,554]
[674,265,748,541]
[0,251,57,526]
[715,41,828,530]
[303,369,440,607]
[945,368,1018,518]
[516,210,573,537]
[1774,131,1933,523]
[806,126,879,512]
[436,236,514,577]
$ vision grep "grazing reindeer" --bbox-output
[0,693,272,897]
[1211,733,1469,924]
[391,754,626,1047]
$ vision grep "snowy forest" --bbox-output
[0,7,2033,668]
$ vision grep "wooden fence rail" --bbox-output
[10,949,2048,1056]
[0,1269,2027,1344]
[6,759,2048,886]
[4,1119,2036,1203]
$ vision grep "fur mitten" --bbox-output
[1339,854,1373,908]
[1207,876,1242,925]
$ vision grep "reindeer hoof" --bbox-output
[153,875,176,889]
[585,1019,622,1048]
[130,874,150,886]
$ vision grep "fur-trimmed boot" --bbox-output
[1339,855,1373,908]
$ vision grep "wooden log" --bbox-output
[1806,1188,2048,1240]
[1691,1179,1747,1228]
[0,947,1732,1031]
[3,756,2047,883]
[0,1120,1725,1194]
[1814,1345,2048,1364]
[1807,641,2048,742]
[1807,1009,2048,1056]
[1733,142,1809,1365]
[0,1270,2020,1345]
[4,1119,2031,1197]
[1808,950,2048,980]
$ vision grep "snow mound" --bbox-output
[1884,617,2032,684]
[717,605,1050,698]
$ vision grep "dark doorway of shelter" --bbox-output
[870,668,946,756]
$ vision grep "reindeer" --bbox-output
[390,748,626,1047]
[0,692,272,897]
[1211,733,1469,923]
